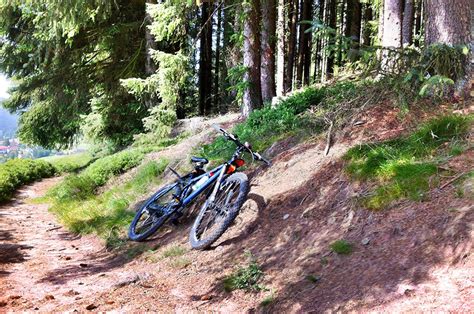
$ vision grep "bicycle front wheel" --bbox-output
[189,172,249,250]
[128,184,178,241]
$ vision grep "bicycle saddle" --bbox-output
[191,156,209,164]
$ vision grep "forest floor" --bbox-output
[0,102,473,313]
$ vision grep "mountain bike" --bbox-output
[128,125,271,250]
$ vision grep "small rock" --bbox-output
[34,307,39,311]
[283,214,290,220]
[0,301,7,307]
[200,294,212,301]
[85,304,98,311]
[361,237,370,246]
[74,296,82,301]
[79,263,88,268]
[105,300,115,305]
[44,295,55,301]
[8,295,21,300]
[65,256,72,261]
[404,289,415,297]
[64,290,80,297]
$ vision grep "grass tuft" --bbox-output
[162,246,187,258]
[223,260,264,292]
[48,159,169,247]
[330,240,353,255]
[344,114,472,209]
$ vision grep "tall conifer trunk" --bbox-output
[424,0,472,94]
[261,0,277,102]
[242,0,263,117]
[198,2,213,116]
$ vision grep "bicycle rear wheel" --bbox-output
[189,172,249,250]
[128,184,178,241]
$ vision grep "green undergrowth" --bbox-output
[0,159,56,202]
[330,240,353,255]
[344,114,472,209]
[198,81,365,163]
[48,159,169,247]
[223,260,265,292]
[42,152,94,173]
[48,149,145,202]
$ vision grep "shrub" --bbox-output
[0,159,56,202]
[44,153,94,173]
[83,150,144,186]
[49,149,145,202]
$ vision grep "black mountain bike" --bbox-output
[128,125,270,250]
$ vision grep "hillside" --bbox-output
[0,106,18,137]
[0,97,472,312]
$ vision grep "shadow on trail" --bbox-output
[195,160,473,312]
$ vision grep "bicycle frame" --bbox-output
[179,164,226,207]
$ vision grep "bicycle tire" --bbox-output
[128,184,177,241]
[189,172,249,250]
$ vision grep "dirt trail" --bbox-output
[0,178,155,312]
[1,105,473,312]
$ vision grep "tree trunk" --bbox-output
[296,0,312,87]
[414,0,422,46]
[313,0,325,82]
[285,0,299,93]
[424,0,472,94]
[214,2,222,111]
[402,0,415,46]
[198,2,213,116]
[346,0,362,61]
[382,0,402,48]
[326,0,337,76]
[242,0,263,117]
[381,0,402,71]
[276,0,286,96]
[362,2,373,46]
[261,0,277,102]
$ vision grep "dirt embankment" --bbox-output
[0,104,472,312]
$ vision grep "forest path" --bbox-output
[0,178,149,312]
[0,107,472,312]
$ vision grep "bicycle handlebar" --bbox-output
[212,124,271,166]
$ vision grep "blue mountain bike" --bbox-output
[128,125,270,250]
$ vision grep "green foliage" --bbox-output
[0,0,148,148]
[49,149,145,202]
[121,1,195,140]
[83,150,144,186]
[199,81,360,162]
[0,159,56,202]
[48,159,169,247]
[330,240,353,255]
[44,153,94,173]
[345,115,472,209]
[223,261,264,292]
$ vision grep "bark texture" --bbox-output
[242,0,263,117]
[382,0,402,48]
[276,0,286,96]
[198,2,213,116]
[261,0,277,102]
[402,0,415,45]
[424,0,472,94]
[285,0,299,92]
